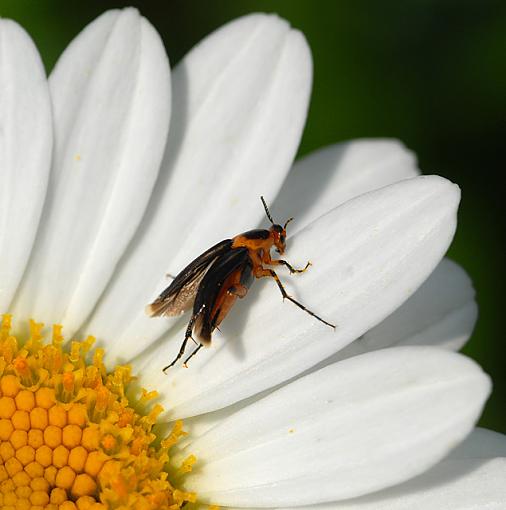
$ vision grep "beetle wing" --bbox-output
[193,247,252,344]
[146,239,233,317]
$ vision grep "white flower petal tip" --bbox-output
[182,347,491,507]
[136,175,460,418]
[12,8,171,334]
[86,13,313,360]
[329,257,478,362]
[0,19,52,312]
[292,429,506,510]
[273,138,421,233]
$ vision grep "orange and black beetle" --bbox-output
[146,197,335,372]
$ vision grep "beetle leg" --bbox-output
[254,266,335,329]
[261,250,310,274]
[183,344,203,368]
[163,315,197,372]
[274,259,311,274]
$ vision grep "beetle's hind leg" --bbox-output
[259,268,335,329]
[183,344,203,368]
[162,317,197,373]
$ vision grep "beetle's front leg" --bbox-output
[276,259,311,274]
[262,251,311,274]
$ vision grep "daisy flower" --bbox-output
[0,7,504,510]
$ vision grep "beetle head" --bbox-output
[261,196,294,254]
[270,220,292,254]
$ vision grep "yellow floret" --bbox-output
[14,390,35,411]
[50,486,67,504]
[30,477,49,492]
[0,442,15,461]
[35,445,52,467]
[60,501,78,510]
[27,429,44,449]
[17,498,31,510]
[30,489,50,505]
[71,473,97,498]
[53,445,69,468]
[1,477,15,492]
[81,428,99,451]
[16,498,31,510]
[99,433,116,452]
[68,446,87,473]
[25,461,44,478]
[68,404,87,427]
[0,397,16,418]
[12,470,30,487]
[75,495,95,509]
[62,424,82,449]
[0,418,13,439]
[11,410,30,431]
[5,457,22,476]
[15,445,34,465]
[0,316,195,509]
[44,425,63,448]
[4,490,16,504]
[83,451,106,477]
[9,429,27,449]
[17,485,32,498]
[1,375,20,397]
[30,406,48,430]
[44,465,58,486]
[35,387,56,409]
[49,405,67,428]
[55,466,76,490]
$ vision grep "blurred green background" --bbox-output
[1,0,504,432]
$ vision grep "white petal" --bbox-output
[450,427,506,458]
[272,139,420,233]
[280,460,506,510]
[177,258,478,443]
[137,175,460,418]
[85,14,312,360]
[12,9,171,334]
[173,258,477,445]
[324,258,477,363]
[178,393,265,450]
[287,429,506,510]
[180,346,491,506]
[0,20,52,311]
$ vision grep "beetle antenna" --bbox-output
[283,217,294,229]
[260,196,275,224]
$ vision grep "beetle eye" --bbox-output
[280,235,285,243]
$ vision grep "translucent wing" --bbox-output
[145,239,233,317]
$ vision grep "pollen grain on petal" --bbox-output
[0,314,195,509]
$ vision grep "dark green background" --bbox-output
[1,1,504,433]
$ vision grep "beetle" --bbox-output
[146,197,335,372]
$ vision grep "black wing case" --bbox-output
[146,239,233,317]
[192,247,252,344]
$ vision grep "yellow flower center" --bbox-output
[0,315,197,510]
